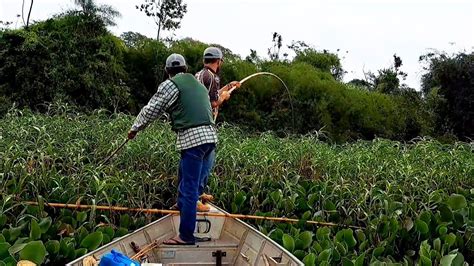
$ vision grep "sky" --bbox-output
[1,0,473,89]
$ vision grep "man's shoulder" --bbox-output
[197,68,218,79]
[159,79,179,91]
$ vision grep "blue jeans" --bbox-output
[177,143,216,243]
[198,148,215,196]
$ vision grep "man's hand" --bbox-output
[128,130,138,140]
[220,91,231,101]
[221,81,241,92]
[228,81,241,90]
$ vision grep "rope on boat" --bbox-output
[24,201,364,230]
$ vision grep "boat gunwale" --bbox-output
[66,204,303,265]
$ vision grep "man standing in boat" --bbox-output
[193,47,240,211]
[128,53,216,245]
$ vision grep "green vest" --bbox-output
[169,73,214,131]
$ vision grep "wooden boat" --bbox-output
[66,204,303,266]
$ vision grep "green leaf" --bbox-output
[439,204,454,222]
[438,225,448,236]
[0,215,7,228]
[312,241,322,253]
[415,219,429,234]
[293,250,306,260]
[420,211,431,223]
[343,229,357,248]
[75,248,88,257]
[103,226,114,239]
[389,217,399,233]
[77,227,89,244]
[420,255,432,266]
[120,214,130,228]
[270,190,282,204]
[447,194,467,210]
[59,238,69,256]
[342,257,354,266]
[440,254,457,266]
[67,242,76,260]
[445,233,456,247]
[77,212,87,223]
[336,242,347,256]
[303,252,316,266]
[359,240,368,251]
[2,256,16,266]
[298,231,313,250]
[19,241,46,265]
[234,192,246,207]
[231,202,237,213]
[7,226,22,242]
[8,243,26,255]
[0,242,11,259]
[356,230,366,242]
[372,246,384,258]
[333,247,341,261]
[335,230,344,242]
[420,240,431,258]
[45,240,60,255]
[302,211,311,220]
[452,252,464,266]
[316,227,331,241]
[433,238,441,252]
[102,234,111,245]
[115,227,128,238]
[282,234,295,252]
[307,193,318,207]
[14,237,28,245]
[318,249,331,262]
[38,217,52,233]
[0,234,5,243]
[355,252,365,266]
[29,219,41,240]
[324,200,336,211]
[80,231,103,250]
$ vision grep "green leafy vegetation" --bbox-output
[0,110,472,264]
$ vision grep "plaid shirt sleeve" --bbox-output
[131,80,178,131]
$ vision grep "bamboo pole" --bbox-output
[25,201,364,230]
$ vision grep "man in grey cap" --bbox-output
[194,47,240,211]
[128,53,216,245]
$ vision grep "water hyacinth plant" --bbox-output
[0,108,473,265]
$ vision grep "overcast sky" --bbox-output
[1,0,473,89]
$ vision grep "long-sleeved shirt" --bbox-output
[131,76,217,150]
[195,66,220,102]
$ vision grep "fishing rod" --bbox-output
[101,72,294,165]
[100,138,129,166]
[214,72,295,128]
[24,201,364,230]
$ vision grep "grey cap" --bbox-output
[166,53,187,68]
[203,47,223,60]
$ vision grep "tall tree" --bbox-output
[136,0,188,40]
[365,54,408,94]
[420,51,474,139]
[268,32,283,61]
[22,0,34,28]
[73,0,121,26]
